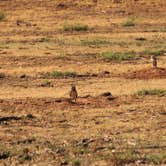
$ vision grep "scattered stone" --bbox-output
[76,138,95,147]
[107,96,115,101]
[0,116,22,123]
[20,74,27,79]
[56,3,68,9]
[94,146,106,152]
[26,114,35,119]
[60,160,68,166]
[99,92,112,97]
[0,73,5,79]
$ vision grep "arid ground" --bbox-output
[0,0,166,165]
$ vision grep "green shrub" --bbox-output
[72,159,81,166]
[145,153,166,165]
[136,89,166,96]
[160,28,166,32]
[101,51,136,61]
[49,71,77,78]
[145,48,165,56]
[112,149,140,165]
[0,151,10,160]
[63,24,89,32]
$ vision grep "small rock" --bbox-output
[26,114,35,119]
[102,71,110,75]
[20,74,27,79]
[100,92,112,97]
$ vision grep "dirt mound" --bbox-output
[0,95,117,113]
[124,67,166,79]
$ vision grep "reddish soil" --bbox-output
[0,94,117,113]
[124,67,166,79]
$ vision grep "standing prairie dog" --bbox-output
[151,55,157,68]
[69,84,78,102]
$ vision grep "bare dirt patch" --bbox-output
[124,67,166,79]
[0,93,117,112]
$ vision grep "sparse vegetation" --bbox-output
[49,71,78,78]
[72,159,81,166]
[38,37,50,42]
[160,28,166,32]
[111,150,166,165]
[0,11,5,21]
[63,24,89,32]
[136,89,166,96]
[101,51,137,61]
[41,79,52,87]
[111,149,140,165]
[0,0,166,165]
[81,39,111,46]
[145,48,166,56]
[145,153,166,165]
[0,151,10,160]
[19,148,32,162]
[122,17,136,27]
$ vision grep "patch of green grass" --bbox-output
[112,149,140,165]
[122,17,136,27]
[101,51,137,61]
[19,148,32,162]
[136,89,166,96]
[41,79,51,87]
[0,11,5,21]
[49,71,78,78]
[112,150,166,165]
[63,24,89,32]
[144,48,166,56]
[72,159,81,166]
[160,28,166,32]
[81,39,110,46]
[145,153,166,165]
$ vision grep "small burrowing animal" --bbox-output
[151,55,157,68]
[69,84,78,102]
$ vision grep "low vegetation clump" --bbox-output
[122,17,136,27]
[145,153,166,165]
[111,150,166,165]
[72,159,81,166]
[0,151,10,160]
[81,39,111,46]
[40,79,52,87]
[160,28,166,32]
[63,24,89,32]
[101,51,137,61]
[144,48,166,56]
[112,149,140,165]
[137,89,166,96]
[49,71,78,78]
[0,11,5,21]
[38,37,50,42]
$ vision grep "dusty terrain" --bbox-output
[0,0,166,165]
